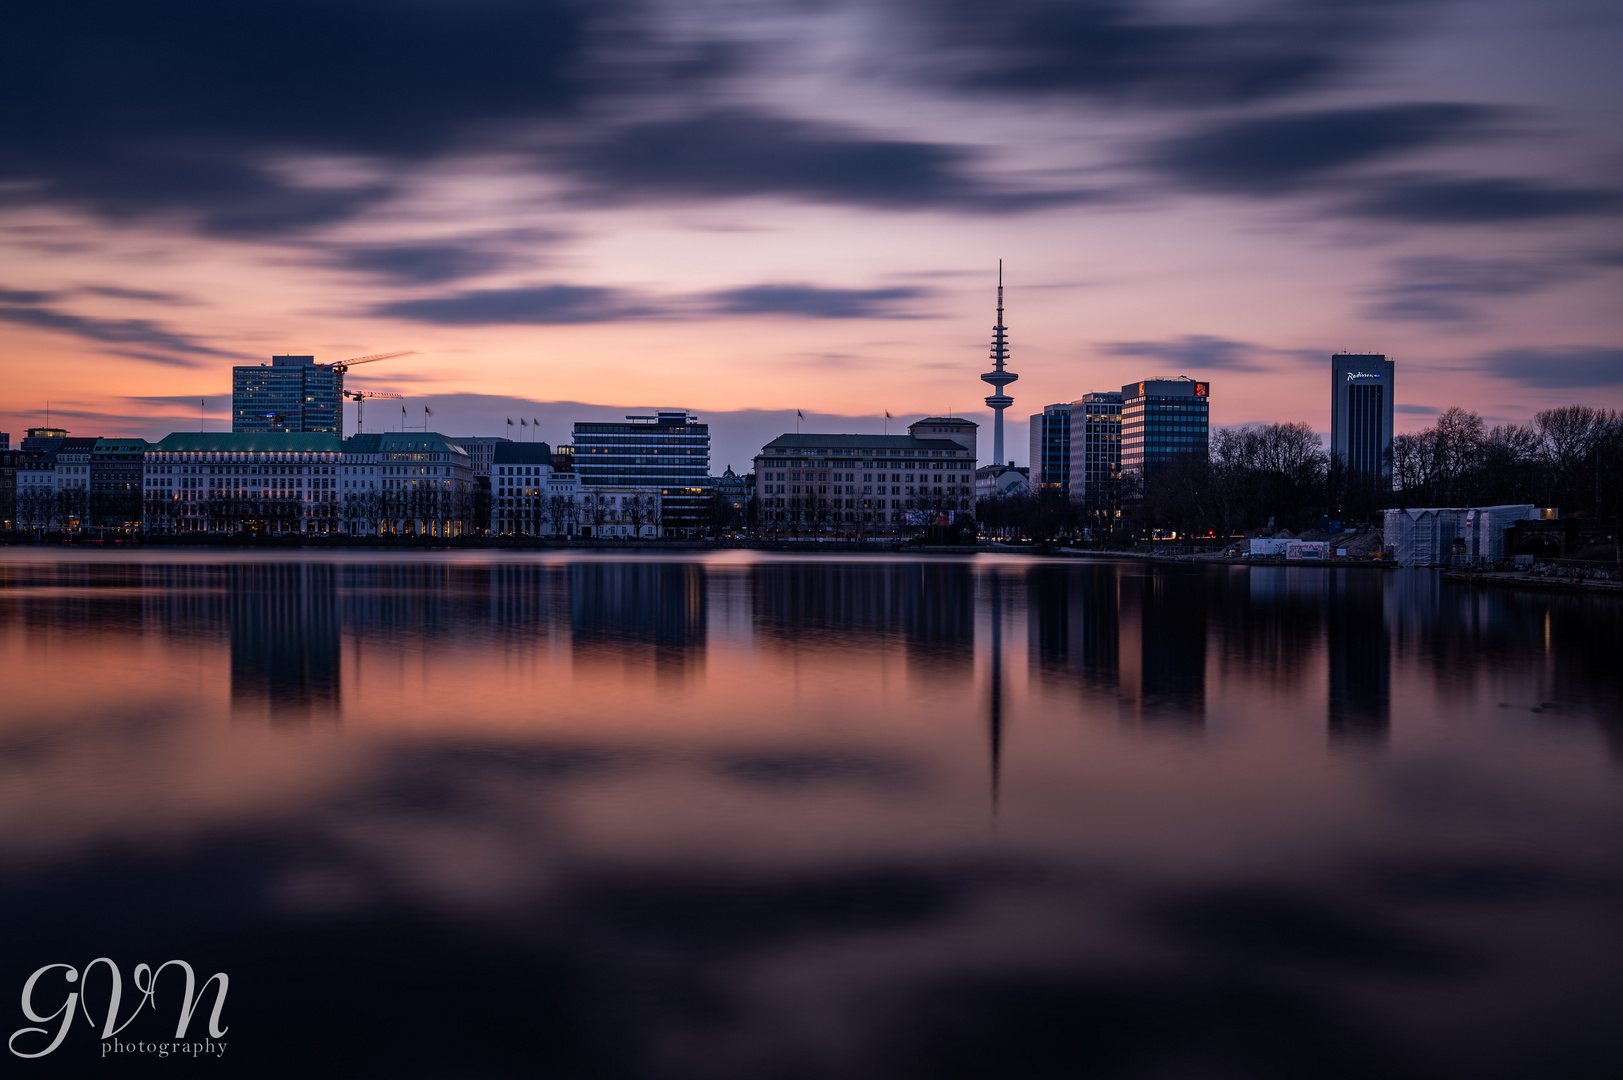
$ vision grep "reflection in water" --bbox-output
[3,555,1621,1078]
[751,562,975,687]
[570,561,706,680]
[1327,569,1391,746]
[1137,566,1207,724]
[230,563,341,721]
[988,569,1006,814]
[1028,564,1120,693]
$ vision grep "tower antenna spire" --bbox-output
[981,261,1018,465]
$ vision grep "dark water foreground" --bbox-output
[1,551,1619,1078]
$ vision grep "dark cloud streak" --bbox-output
[904,0,1435,106]
[1147,105,1495,195]
[1343,177,1622,223]
[1363,256,1582,323]
[1474,347,1623,389]
[1104,335,1270,372]
[554,110,1090,212]
[372,285,661,326]
[707,284,932,319]
[372,282,935,324]
[0,293,230,364]
[334,244,516,285]
[0,0,624,235]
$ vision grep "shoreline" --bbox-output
[1,535,1396,566]
[1442,571,1622,598]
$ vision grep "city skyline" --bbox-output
[2,0,1620,466]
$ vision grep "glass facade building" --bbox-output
[1330,353,1394,487]
[1119,377,1210,485]
[233,356,343,435]
[1069,391,1123,520]
[1029,403,1071,494]
[572,412,710,534]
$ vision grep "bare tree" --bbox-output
[585,492,609,537]
[622,493,646,537]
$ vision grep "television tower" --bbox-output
[981,261,1017,465]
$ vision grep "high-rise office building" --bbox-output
[1030,403,1071,494]
[572,412,710,534]
[1119,377,1210,485]
[233,356,342,435]
[1069,391,1123,519]
[1330,353,1395,487]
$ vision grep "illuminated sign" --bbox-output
[1345,372,1382,381]
[1194,382,1209,396]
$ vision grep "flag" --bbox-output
[521,418,528,427]
[532,418,538,426]
[797,409,803,419]
[885,410,891,419]
[507,418,513,426]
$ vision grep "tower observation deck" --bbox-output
[981,262,1018,465]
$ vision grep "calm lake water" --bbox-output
[2,550,1621,1078]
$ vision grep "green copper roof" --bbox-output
[149,432,343,453]
[343,432,469,455]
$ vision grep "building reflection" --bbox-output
[1132,565,1207,725]
[1327,569,1390,747]
[1026,564,1119,693]
[570,562,706,681]
[750,562,975,687]
[902,563,974,686]
[1214,566,1327,698]
[229,563,340,722]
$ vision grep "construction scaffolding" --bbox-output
[1383,504,1535,566]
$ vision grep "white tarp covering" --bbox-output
[1384,505,1535,566]
[1465,504,1535,561]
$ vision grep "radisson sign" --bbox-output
[1345,371,1383,381]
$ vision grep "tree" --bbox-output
[703,489,733,537]
[626,493,651,537]
[585,492,609,536]
[1537,405,1606,516]
[1431,406,1485,504]
[1391,430,1435,506]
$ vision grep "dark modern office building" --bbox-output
[572,412,710,534]
[1119,377,1210,485]
[1069,391,1123,520]
[1330,353,1395,487]
[1029,403,1071,494]
[233,356,343,435]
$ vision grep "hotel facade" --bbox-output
[753,418,978,535]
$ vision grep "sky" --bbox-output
[1,0,1620,471]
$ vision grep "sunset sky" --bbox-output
[2,0,1620,470]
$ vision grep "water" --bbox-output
[1,550,1620,1078]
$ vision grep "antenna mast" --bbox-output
[980,260,1018,466]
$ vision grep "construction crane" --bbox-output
[325,350,418,374]
[344,390,402,433]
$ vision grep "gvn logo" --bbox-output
[9,960,228,1059]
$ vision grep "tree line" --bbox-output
[977,404,1623,545]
